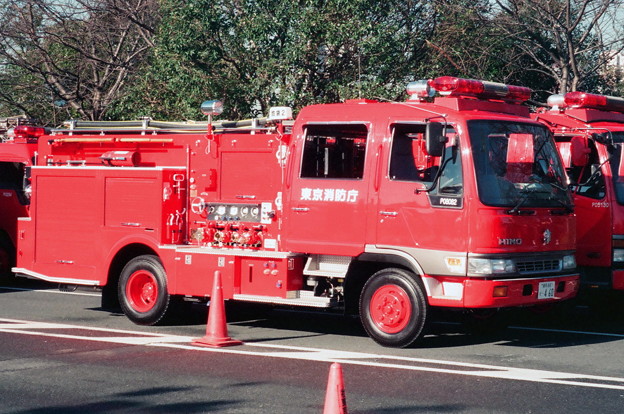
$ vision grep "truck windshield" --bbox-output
[608,131,624,205]
[469,120,571,209]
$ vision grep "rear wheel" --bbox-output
[359,268,428,348]
[118,255,170,325]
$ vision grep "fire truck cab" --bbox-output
[534,92,624,290]
[0,124,43,276]
[10,77,579,347]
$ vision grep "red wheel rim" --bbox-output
[369,284,412,334]
[126,270,158,312]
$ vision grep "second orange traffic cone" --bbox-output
[192,271,242,348]
[323,362,348,414]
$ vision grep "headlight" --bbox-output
[562,254,576,269]
[468,258,516,275]
[613,249,624,263]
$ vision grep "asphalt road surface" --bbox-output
[2,277,624,413]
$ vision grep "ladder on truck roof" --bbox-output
[53,117,293,135]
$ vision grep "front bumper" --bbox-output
[426,273,580,308]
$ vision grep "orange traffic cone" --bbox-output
[323,362,348,414]
[192,271,243,348]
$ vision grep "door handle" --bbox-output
[292,207,310,212]
[380,211,398,216]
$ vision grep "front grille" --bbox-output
[516,259,561,274]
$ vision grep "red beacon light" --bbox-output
[428,76,532,102]
[563,91,624,113]
[13,125,46,141]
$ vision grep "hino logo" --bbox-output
[543,229,552,245]
[498,238,523,245]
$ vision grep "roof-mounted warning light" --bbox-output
[13,125,46,141]
[200,100,223,131]
[200,100,224,116]
[406,80,435,101]
[546,94,566,110]
[562,91,624,113]
[428,76,532,102]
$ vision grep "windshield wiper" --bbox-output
[507,191,531,214]
[507,184,549,214]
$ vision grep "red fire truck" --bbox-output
[533,92,624,291]
[0,124,44,276]
[6,76,579,347]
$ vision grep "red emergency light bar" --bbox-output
[563,91,624,113]
[428,76,532,102]
[13,125,46,139]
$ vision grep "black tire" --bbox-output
[359,268,428,348]
[118,255,171,325]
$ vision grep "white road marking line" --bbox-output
[1,317,623,390]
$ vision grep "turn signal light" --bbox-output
[492,286,508,297]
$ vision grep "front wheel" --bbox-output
[359,268,428,348]
[118,255,171,325]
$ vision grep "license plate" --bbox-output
[537,281,555,299]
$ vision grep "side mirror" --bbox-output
[425,122,447,157]
[570,135,590,167]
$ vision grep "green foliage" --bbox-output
[108,0,436,120]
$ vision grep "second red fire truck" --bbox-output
[534,92,624,291]
[4,76,579,347]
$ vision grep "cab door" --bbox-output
[563,138,611,270]
[283,123,370,256]
[375,123,467,256]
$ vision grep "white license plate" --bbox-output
[537,281,555,299]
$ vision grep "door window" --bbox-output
[300,124,367,179]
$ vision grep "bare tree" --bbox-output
[490,0,624,94]
[0,0,159,120]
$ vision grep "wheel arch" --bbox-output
[344,249,426,315]
[101,243,159,310]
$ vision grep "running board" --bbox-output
[233,290,338,308]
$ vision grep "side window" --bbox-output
[568,139,605,199]
[300,124,367,179]
[0,162,30,205]
[389,125,429,181]
[389,124,462,194]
